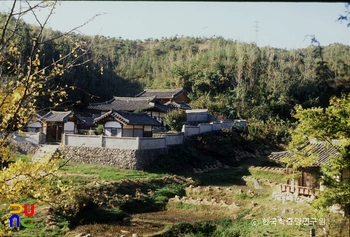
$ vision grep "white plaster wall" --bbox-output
[186,109,209,123]
[15,132,40,144]
[28,122,42,128]
[64,121,75,132]
[165,133,184,146]
[104,128,112,136]
[65,134,102,147]
[234,119,247,128]
[221,120,233,129]
[199,123,213,133]
[182,125,200,137]
[104,126,122,137]
[211,122,222,131]
[105,121,121,128]
[104,137,139,149]
[186,113,208,123]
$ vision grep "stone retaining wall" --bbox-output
[59,146,168,170]
[13,142,39,154]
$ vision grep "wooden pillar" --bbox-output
[56,124,59,142]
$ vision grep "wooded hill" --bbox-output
[2,13,350,121]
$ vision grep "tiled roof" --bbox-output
[165,100,192,110]
[94,110,161,126]
[36,110,49,117]
[135,88,184,99]
[152,102,176,113]
[88,96,155,111]
[37,111,73,122]
[88,96,173,112]
[268,141,341,167]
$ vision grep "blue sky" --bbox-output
[1,1,350,49]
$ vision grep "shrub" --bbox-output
[95,124,104,135]
[164,109,187,131]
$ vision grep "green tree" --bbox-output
[284,95,350,215]
[164,109,187,132]
[0,1,92,235]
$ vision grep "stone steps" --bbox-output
[32,145,59,162]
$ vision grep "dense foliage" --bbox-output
[2,10,350,120]
[163,109,187,131]
[0,2,85,235]
[284,95,350,214]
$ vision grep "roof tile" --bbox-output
[88,96,174,112]
[268,141,341,167]
[94,110,161,126]
[135,88,184,99]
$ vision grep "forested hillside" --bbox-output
[2,13,350,121]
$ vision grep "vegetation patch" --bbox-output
[55,174,194,229]
[248,168,287,183]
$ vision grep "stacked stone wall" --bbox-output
[59,146,168,170]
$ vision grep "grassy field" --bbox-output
[59,162,169,185]
[5,146,350,237]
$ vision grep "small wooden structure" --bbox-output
[31,110,83,143]
[269,140,341,197]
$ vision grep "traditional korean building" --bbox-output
[28,110,84,143]
[268,140,349,196]
[135,88,191,104]
[88,96,175,125]
[93,110,161,137]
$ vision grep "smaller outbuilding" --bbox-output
[268,140,346,196]
[28,110,84,143]
[94,110,161,137]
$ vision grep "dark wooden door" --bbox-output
[46,124,57,143]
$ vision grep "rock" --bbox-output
[45,224,58,229]
[281,208,289,214]
[202,198,210,205]
[220,200,229,207]
[254,179,262,189]
[214,186,221,192]
[229,214,238,220]
[247,190,254,197]
[216,160,223,167]
[205,186,212,191]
